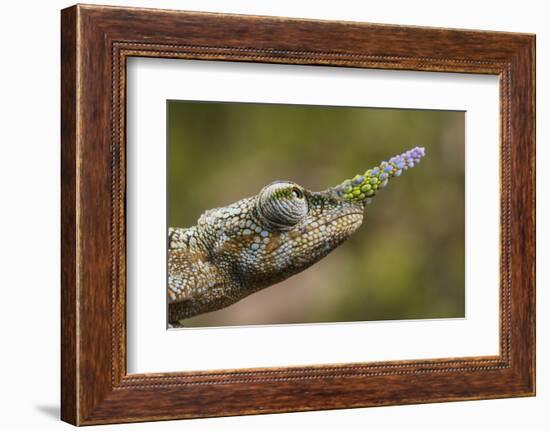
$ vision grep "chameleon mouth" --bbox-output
[328,211,364,230]
[329,211,363,222]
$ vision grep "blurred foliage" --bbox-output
[168,101,465,327]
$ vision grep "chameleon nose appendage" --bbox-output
[336,146,426,202]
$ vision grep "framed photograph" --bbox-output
[61,4,535,425]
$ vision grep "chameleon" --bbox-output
[168,146,426,326]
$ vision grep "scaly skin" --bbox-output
[168,147,426,325]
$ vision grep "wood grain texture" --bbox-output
[60,4,535,425]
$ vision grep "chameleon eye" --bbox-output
[258,181,308,230]
[291,187,303,199]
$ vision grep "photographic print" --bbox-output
[167,101,465,328]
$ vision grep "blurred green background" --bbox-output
[168,100,465,327]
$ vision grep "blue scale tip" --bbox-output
[353,175,364,185]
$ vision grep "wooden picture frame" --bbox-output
[61,4,535,425]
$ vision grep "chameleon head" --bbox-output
[255,180,365,265]
[241,146,426,285]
